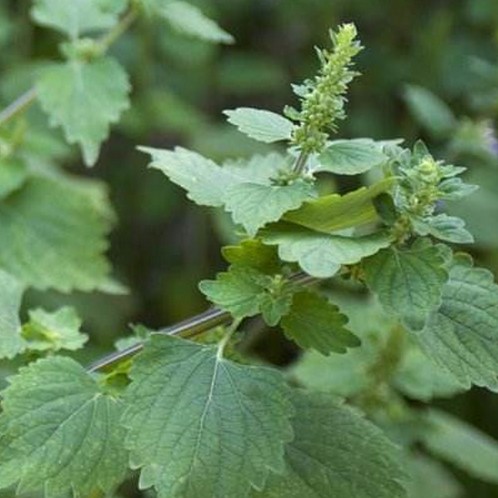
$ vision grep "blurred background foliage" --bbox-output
[1,0,498,496]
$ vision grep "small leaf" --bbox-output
[31,0,124,39]
[0,175,113,292]
[0,270,25,359]
[262,224,391,277]
[413,257,498,390]
[37,57,130,166]
[412,214,474,244]
[252,391,408,498]
[122,335,294,498]
[199,266,292,326]
[316,139,388,175]
[0,158,28,200]
[421,409,498,484]
[281,291,359,354]
[0,356,128,497]
[22,306,88,352]
[404,85,456,138]
[363,242,449,330]
[224,108,295,143]
[161,1,233,44]
[222,239,280,275]
[283,178,395,233]
[224,181,315,236]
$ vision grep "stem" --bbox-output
[217,318,242,360]
[86,272,318,373]
[0,88,37,127]
[0,9,138,128]
[292,150,309,175]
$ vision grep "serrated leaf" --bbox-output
[421,409,498,484]
[224,108,294,143]
[37,57,130,166]
[22,306,88,352]
[199,266,292,326]
[141,147,285,207]
[0,270,25,359]
[222,239,280,274]
[0,175,113,292]
[404,85,456,138]
[281,291,359,354]
[252,391,408,498]
[161,1,233,43]
[363,242,449,330]
[31,0,124,39]
[122,335,294,498]
[283,178,395,233]
[412,214,473,244]
[316,139,388,175]
[224,181,315,236]
[0,356,128,496]
[262,224,391,277]
[413,257,498,390]
[0,158,28,200]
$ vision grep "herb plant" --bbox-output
[1,3,498,498]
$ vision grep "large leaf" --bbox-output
[31,0,125,39]
[0,270,24,359]
[421,409,498,484]
[262,223,391,277]
[37,57,130,166]
[122,335,294,498]
[253,391,408,498]
[141,147,286,207]
[224,181,315,236]
[363,242,449,330]
[0,175,113,292]
[0,356,128,496]
[283,178,395,233]
[281,291,359,354]
[224,108,294,143]
[161,1,233,43]
[413,256,498,390]
[316,139,388,175]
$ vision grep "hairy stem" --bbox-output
[0,87,37,127]
[292,150,309,175]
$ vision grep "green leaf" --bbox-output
[0,270,24,359]
[31,0,124,39]
[252,391,408,498]
[222,239,280,274]
[122,335,294,498]
[421,409,498,484]
[316,139,388,175]
[363,242,449,330]
[0,356,128,496]
[22,306,88,352]
[404,85,456,138]
[281,291,359,354]
[413,257,498,390]
[141,147,285,207]
[406,453,462,498]
[0,158,28,200]
[262,224,391,277]
[393,345,464,401]
[412,214,474,244]
[224,181,315,236]
[199,266,292,326]
[161,1,233,44]
[283,178,395,233]
[0,175,113,292]
[224,108,295,143]
[37,57,130,166]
